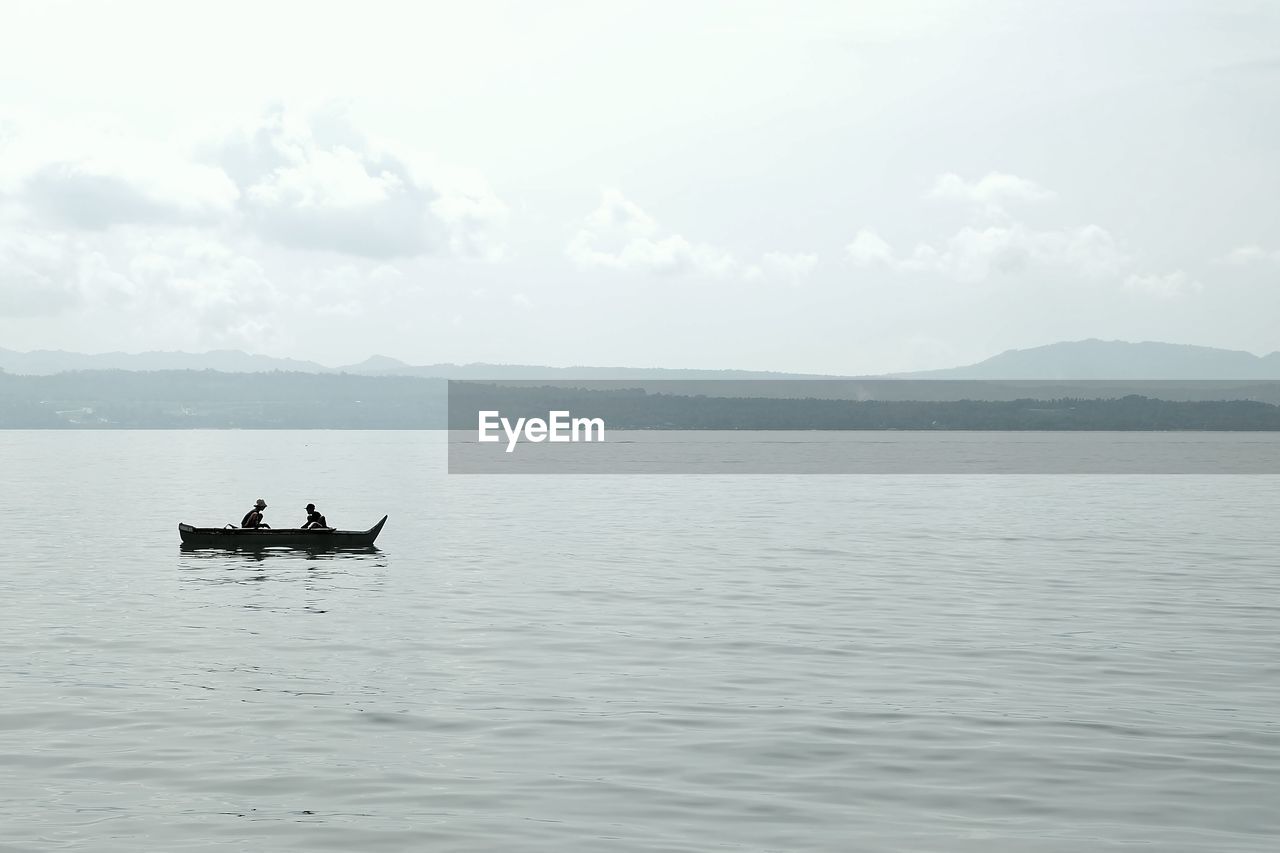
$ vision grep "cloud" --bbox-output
[107,232,281,345]
[130,233,276,309]
[1221,245,1280,265]
[932,223,1125,281]
[0,107,507,261]
[24,161,239,230]
[1123,270,1202,298]
[927,172,1055,216]
[762,251,818,282]
[0,230,134,317]
[848,222,1126,283]
[0,120,239,229]
[0,232,89,317]
[0,222,285,344]
[298,261,412,317]
[846,230,895,266]
[0,107,468,342]
[567,189,812,283]
[567,189,741,277]
[842,173,1217,298]
[213,105,507,259]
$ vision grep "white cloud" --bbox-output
[301,261,413,317]
[932,223,1125,281]
[369,263,406,288]
[24,160,239,229]
[0,223,285,343]
[845,174,1203,298]
[0,107,507,261]
[846,230,895,266]
[1221,245,1280,265]
[213,105,507,259]
[927,172,1055,217]
[567,189,810,282]
[848,222,1126,283]
[426,161,511,259]
[567,189,741,277]
[0,232,89,317]
[0,105,510,352]
[0,230,135,317]
[1123,270,1202,298]
[762,251,818,283]
[0,118,239,229]
[125,232,283,343]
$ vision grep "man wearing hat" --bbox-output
[241,499,270,529]
[302,503,328,529]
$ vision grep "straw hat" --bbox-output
[254,498,267,509]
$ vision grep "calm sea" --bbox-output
[2,431,1278,852]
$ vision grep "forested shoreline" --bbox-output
[4,371,1280,429]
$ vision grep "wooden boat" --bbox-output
[179,516,388,549]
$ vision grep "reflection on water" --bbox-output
[177,548,389,615]
[179,545,383,563]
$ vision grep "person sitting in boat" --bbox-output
[302,503,328,529]
[241,499,270,529]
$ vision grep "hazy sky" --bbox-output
[1,0,1278,373]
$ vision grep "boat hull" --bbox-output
[179,516,387,550]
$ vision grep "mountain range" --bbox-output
[0,347,331,375]
[898,340,1280,380]
[4,339,1280,379]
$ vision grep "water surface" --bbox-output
[2,431,1278,851]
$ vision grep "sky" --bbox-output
[1,0,1278,374]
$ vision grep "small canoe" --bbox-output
[179,515,388,550]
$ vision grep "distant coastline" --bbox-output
[5,371,1280,430]
[6,338,1280,380]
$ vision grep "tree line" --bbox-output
[4,371,1280,429]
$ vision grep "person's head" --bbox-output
[306,503,316,512]
[254,498,267,511]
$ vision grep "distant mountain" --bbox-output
[347,362,842,380]
[337,355,413,374]
[899,340,1280,380]
[4,339,1280,379]
[0,347,842,378]
[0,347,330,375]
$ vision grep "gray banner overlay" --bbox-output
[448,380,1280,474]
